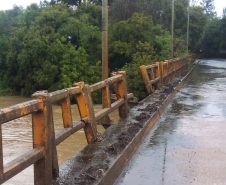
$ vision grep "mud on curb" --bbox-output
[54,63,198,185]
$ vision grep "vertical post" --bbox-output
[50,102,59,180]
[0,126,3,184]
[102,86,111,109]
[32,91,52,185]
[165,60,169,83]
[102,0,109,115]
[140,65,152,94]
[162,62,166,84]
[175,59,178,76]
[172,60,176,78]
[176,59,179,76]
[156,62,162,89]
[101,86,112,129]
[102,0,108,81]
[101,0,112,127]
[75,82,98,143]
[61,95,73,128]
[171,0,174,59]
[150,68,155,92]
[187,0,190,54]
[160,62,164,84]
[112,72,128,120]
[168,61,172,82]
[150,68,155,81]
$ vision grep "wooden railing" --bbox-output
[140,54,196,94]
[0,72,128,185]
[0,53,196,184]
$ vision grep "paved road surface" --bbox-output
[115,59,226,185]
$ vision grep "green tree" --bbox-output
[189,6,207,52]
[200,0,216,17]
[5,3,101,98]
[200,18,221,57]
[109,13,170,99]
[50,0,82,6]
[109,0,147,22]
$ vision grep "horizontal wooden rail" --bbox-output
[105,75,123,86]
[146,64,157,69]
[89,75,122,93]
[90,81,106,92]
[127,93,134,100]
[0,100,42,124]
[49,87,82,102]
[3,149,44,184]
[55,121,85,145]
[150,78,160,84]
[95,99,124,122]
[111,93,134,100]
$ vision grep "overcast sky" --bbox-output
[0,0,226,16]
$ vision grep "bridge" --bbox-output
[1,55,225,185]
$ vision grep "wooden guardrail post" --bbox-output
[156,62,162,89]
[101,85,112,129]
[172,59,176,78]
[32,91,53,185]
[112,71,128,119]
[176,59,180,75]
[160,62,164,84]
[140,65,152,94]
[75,82,98,143]
[165,60,169,84]
[61,95,73,128]
[168,60,171,82]
[177,59,180,75]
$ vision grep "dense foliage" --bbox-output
[0,0,225,101]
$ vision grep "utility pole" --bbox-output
[101,0,111,125]
[187,0,190,54]
[102,0,108,81]
[171,0,174,59]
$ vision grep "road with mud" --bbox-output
[115,59,226,185]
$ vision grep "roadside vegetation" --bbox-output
[0,0,225,101]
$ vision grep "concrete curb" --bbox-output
[55,62,199,185]
[98,62,199,185]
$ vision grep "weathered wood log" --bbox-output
[140,65,152,94]
[32,91,53,185]
[75,82,98,143]
[0,100,42,124]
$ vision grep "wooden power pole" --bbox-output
[171,0,174,59]
[101,0,111,127]
[187,0,190,54]
[102,0,108,81]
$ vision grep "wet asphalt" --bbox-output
[114,59,226,185]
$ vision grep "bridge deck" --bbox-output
[115,59,226,185]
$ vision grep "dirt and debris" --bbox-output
[74,164,109,185]
[66,75,187,185]
[107,122,143,156]
[105,79,183,158]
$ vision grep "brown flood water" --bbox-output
[0,96,119,185]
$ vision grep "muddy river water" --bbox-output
[0,96,119,185]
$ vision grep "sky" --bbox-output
[0,0,226,16]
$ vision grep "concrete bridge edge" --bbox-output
[97,61,200,185]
